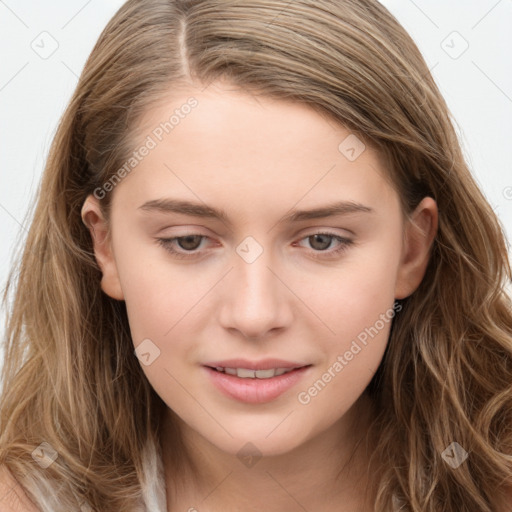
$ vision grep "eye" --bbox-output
[156,231,354,260]
[156,234,210,259]
[294,231,354,260]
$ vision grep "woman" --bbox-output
[1,0,511,510]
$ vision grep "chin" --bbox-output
[201,426,309,460]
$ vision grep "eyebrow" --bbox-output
[137,198,374,224]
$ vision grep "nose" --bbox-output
[217,246,293,340]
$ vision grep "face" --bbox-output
[82,80,437,458]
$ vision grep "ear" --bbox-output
[394,196,438,300]
[81,195,125,301]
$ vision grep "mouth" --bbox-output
[203,363,313,404]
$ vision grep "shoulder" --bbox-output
[0,465,39,512]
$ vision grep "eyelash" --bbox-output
[156,231,354,260]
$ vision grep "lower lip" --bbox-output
[203,365,311,404]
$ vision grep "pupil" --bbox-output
[311,234,331,251]
[179,235,201,250]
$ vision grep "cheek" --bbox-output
[115,249,202,407]
[111,226,201,340]
[295,237,400,409]
[122,283,201,369]
[296,276,396,420]
[311,237,401,346]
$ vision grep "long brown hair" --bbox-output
[1,1,511,510]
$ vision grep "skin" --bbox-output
[81,79,438,512]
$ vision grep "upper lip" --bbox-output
[204,358,310,370]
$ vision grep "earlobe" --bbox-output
[394,197,438,300]
[81,195,125,301]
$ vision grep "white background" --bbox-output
[1,1,511,367]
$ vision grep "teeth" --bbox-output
[237,368,257,378]
[254,369,277,378]
[216,367,296,379]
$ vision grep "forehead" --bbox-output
[112,81,399,221]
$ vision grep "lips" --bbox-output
[203,359,312,403]
[203,358,308,371]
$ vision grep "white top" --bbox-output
[139,437,168,512]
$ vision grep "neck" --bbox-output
[161,391,380,512]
